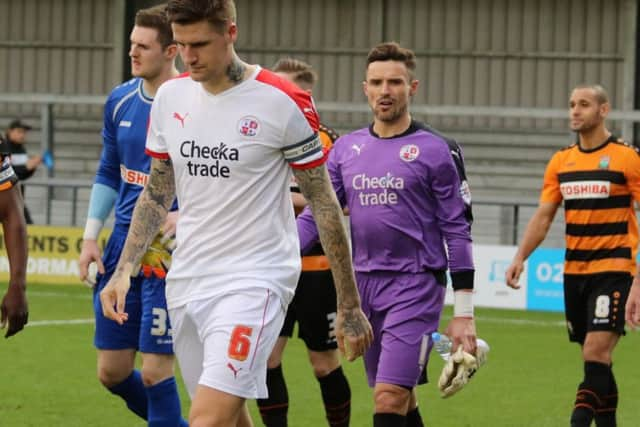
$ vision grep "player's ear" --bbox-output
[226,22,238,43]
[362,80,368,97]
[165,43,178,60]
[409,79,419,96]
[600,101,610,118]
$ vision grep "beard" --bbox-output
[373,101,408,123]
[571,113,603,133]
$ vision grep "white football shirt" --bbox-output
[145,67,325,309]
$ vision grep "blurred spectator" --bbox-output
[3,119,42,224]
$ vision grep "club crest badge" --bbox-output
[598,155,610,169]
[238,116,261,137]
[399,144,420,162]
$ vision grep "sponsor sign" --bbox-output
[445,244,526,310]
[526,248,565,312]
[560,180,610,199]
[0,225,110,285]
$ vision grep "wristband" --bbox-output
[83,218,103,240]
[454,291,474,318]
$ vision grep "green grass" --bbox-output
[1,283,640,426]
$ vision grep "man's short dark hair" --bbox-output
[366,42,416,79]
[7,119,32,131]
[167,0,236,33]
[272,58,318,89]
[135,4,174,48]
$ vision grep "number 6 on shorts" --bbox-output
[228,325,253,361]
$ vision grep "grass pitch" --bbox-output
[1,283,639,426]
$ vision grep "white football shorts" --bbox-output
[169,285,286,399]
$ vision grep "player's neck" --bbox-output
[578,126,611,150]
[142,66,180,98]
[372,113,412,138]
[201,55,254,95]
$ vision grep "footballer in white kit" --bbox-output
[145,66,325,398]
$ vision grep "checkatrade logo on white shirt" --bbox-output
[179,140,240,178]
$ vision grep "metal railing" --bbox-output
[0,93,105,178]
[26,178,93,226]
[3,93,639,244]
[4,92,640,156]
[24,176,540,245]
[472,198,540,245]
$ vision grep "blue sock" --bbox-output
[108,370,148,420]
[146,376,188,427]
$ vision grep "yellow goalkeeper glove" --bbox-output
[132,233,174,279]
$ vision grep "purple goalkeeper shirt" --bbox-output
[297,120,474,281]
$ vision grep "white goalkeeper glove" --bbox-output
[437,343,488,398]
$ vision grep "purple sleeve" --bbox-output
[296,143,346,255]
[326,142,348,207]
[297,206,319,255]
[431,146,474,286]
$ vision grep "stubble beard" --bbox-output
[572,114,602,134]
[374,102,407,123]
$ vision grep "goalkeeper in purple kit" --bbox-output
[297,42,478,426]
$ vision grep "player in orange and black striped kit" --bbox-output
[505,84,640,427]
[256,58,351,427]
[0,137,29,338]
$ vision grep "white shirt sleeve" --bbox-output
[281,96,325,169]
[145,89,169,159]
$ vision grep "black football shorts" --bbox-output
[280,269,338,352]
[563,272,632,344]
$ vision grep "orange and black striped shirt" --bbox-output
[540,136,640,276]
[0,151,18,192]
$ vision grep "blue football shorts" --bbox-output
[93,226,174,354]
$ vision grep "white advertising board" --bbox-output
[445,244,527,310]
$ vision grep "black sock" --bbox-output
[406,407,425,427]
[257,365,288,427]
[571,361,610,427]
[374,413,406,427]
[595,365,617,427]
[318,366,351,427]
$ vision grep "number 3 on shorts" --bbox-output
[228,325,253,361]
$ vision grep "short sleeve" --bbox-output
[145,90,169,159]
[0,155,18,191]
[281,93,326,170]
[540,152,563,204]
[625,147,640,203]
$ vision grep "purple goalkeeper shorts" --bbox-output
[356,271,446,388]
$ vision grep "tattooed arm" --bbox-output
[100,157,176,323]
[292,165,373,360]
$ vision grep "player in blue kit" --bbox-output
[78,5,187,426]
[297,42,478,427]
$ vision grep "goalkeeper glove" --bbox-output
[132,233,174,279]
[438,344,488,398]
